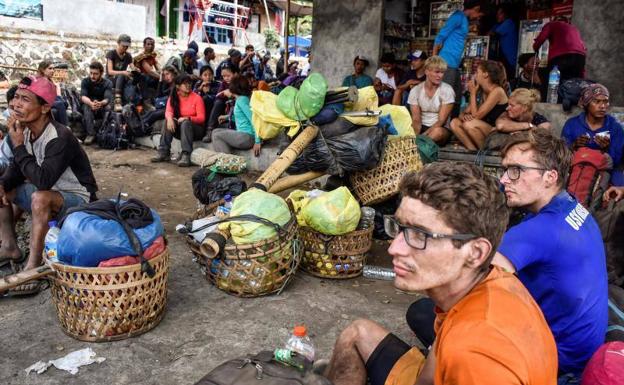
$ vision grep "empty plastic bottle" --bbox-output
[547,66,560,104]
[363,265,396,280]
[44,220,61,259]
[285,325,315,363]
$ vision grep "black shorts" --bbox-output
[366,334,411,385]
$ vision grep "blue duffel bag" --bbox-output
[57,209,164,267]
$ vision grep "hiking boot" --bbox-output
[177,152,192,167]
[114,96,123,112]
[202,131,212,143]
[150,151,170,163]
[83,135,95,145]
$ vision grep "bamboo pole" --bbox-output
[268,171,325,193]
[254,124,319,190]
[0,265,54,292]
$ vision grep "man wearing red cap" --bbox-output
[0,76,98,295]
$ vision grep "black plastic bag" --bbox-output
[192,168,247,205]
[286,125,386,176]
[370,195,401,240]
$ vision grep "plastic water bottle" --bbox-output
[363,265,396,280]
[224,194,233,209]
[274,348,310,371]
[215,195,233,218]
[285,326,315,363]
[44,220,61,259]
[547,66,560,104]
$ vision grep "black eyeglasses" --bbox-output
[498,164,549,181]
[383,215,476,250]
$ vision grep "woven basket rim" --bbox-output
[50,248,169,274]
[298,225,373,239]
[187,210,297,251]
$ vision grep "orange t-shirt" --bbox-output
[432,266,558,385]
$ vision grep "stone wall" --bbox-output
[572,0,624,106]
[311,0,384,87]
[0,28,236,88]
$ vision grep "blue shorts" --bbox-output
[14,183,87,220]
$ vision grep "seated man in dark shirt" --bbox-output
[0,76,98,295]
[106,34,134,112]
[509,53,543,95]
[392,50,427,106]
[80,61,113,145]
[133,37,160,106]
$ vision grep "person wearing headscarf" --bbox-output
[562,84,624,178]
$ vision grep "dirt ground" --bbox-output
[0,146,423,385]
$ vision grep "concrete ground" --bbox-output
[0,146,423,385]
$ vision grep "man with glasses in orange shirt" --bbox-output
[321,161,557,385]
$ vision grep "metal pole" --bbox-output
[294,15,298,57]
[284,0,290,65]
[165,0,170,38]
[262,0,273,30]
[234,0,238,46]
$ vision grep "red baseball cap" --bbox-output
[18,75,56,105]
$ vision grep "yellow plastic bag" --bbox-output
[250,91,301,140]
[286,189,310,227]
[379,104,414,137]
[343,86,379,126]
[218,188,291,244]
[301,187,361,236]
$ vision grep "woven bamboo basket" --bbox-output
[299,225,373,279]
[349,136,423,205]
[186,205,301,297]
[49,248,169,342]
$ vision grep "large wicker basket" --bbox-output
[349,136,423,205]
[186,206,301,297]
[49,248,170,342]
[299,226,373,279]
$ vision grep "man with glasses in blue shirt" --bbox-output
[494,128,608,382]
[322,162,557,385]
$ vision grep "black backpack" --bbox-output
[121,104,148,137]
[558,78,595,111]
[97,111,131,150]
[193,351,332,385]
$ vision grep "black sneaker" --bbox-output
[177,152,191,167]
[202,131,212,143]
[83,135,95,145]
[150,152,170,163]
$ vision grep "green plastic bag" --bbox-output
[298,73,328,118]
[416,135,439,164]
[218,189,291,244]
[276,73,328,121]
[302,187,361,236]
[276,86,303,121]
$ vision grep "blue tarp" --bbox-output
[288,36,311,57]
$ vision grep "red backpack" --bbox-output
[567,147,612,211]
[581,341,624,385]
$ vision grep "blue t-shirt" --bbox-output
[493,19,518,68]
[562,113,624,168]
[434,10,469,69]
[342,74,374,89]
[498,191,608,376]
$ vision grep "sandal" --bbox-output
[5,279,49,297]
[0,251,26,269]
